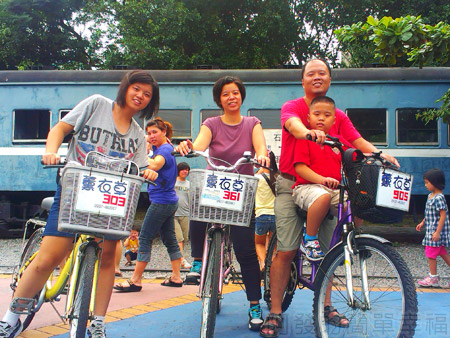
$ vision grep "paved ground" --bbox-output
[1,274,448,338]
[1,226,450,337]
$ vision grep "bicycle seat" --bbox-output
[41,197,54,211]
[296,207,334,220]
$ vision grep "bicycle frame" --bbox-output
[198,224,232,299]
[16,234,101,322]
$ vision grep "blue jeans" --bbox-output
[42,184,76,238]
[255,214,276,235]
[137,202,181,262]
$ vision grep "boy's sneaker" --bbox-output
[181,258,192,269]
[300,238,324,261]
[87,320,106,338]
[418,275,440,288]
[0,320,22,338]
[248,304,263,331]
[185,261,201,285]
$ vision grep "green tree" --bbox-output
[335,15,450,123]
[0,0,90,70]
[79,0,298,69]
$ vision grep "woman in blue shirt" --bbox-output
[114,118,182,291]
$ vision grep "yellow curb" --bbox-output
[179,294,200,301]
[120,307,147,315]
[156,299,181,306]
[37,325,68,335]
[146,302,172,309]
[18,330,51,338]
[417,287,450,293]
[105,314,121,323]
[132,304,160,312]
[106,310,135,319]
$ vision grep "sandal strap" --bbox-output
[324,305,337,315]
[265,313,282,327]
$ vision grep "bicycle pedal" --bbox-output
[10,297,36,315]
[184,275,200,285]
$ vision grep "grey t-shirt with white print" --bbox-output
[62,94,148,167]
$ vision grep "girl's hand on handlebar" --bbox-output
[174,139,193,156]
[142,169,158,181]
[42,152,60,165]
[322,177,339,189]
[256,155,270,168]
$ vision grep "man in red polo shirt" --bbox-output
[260,59,399,337]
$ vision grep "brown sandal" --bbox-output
[324,306,349,328]
[260,313,282,338]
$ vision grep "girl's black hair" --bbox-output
[116,70,160,120]
[423,168,445,190]
[177,162,190,174]
[212,76,246,108]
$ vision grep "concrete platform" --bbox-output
[1,275,449,338]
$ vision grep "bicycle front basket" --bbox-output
[58,164,144,239]
[189,169,258,226]
[343,149,407,224]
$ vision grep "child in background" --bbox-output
[254,166,276,271]
[174,162,192,269]
[123,229,139,266]
[416,168,450,287]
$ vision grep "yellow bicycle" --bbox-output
[11,151,145,337]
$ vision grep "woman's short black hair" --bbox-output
[116,70,160,120]
[423,168,445,190]
[177,162,190,174]
[212,76,246,108]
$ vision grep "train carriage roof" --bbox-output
[1,67,450,83]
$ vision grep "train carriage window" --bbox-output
[156,109,191,145]
[346,108,387,145]
[13,109,50,143]
[59,110,73,144]
[248,109,281,129]
[200,109,221,123]
[396,108,438,145]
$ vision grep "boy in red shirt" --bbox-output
[292,96,345,260]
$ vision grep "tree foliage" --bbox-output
[77,0,298,69]
[335,15,450,123]
[1,0,450,70]
[0,0,91,69]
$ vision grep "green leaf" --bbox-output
[401,31,413,41]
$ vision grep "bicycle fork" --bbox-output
[65,241,100,320]
[343,230,371,310]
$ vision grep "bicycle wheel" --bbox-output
[14,227,45,331]
[19,227,45,270]
[262,232,297,312]
[69,243,97,338]
[313,237,418,338]
[200,229,222,338]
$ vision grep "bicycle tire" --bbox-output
[200,229,222,338]
[262,231,297,312]
[69,243,97,338]
[16,227,45,331]
[19,227,45,269]
[313,237,418,338]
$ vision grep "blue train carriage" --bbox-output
[0,68,449,233]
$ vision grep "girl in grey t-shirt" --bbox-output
[0,70,159,338]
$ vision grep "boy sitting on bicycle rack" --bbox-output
[292,96,360,261]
